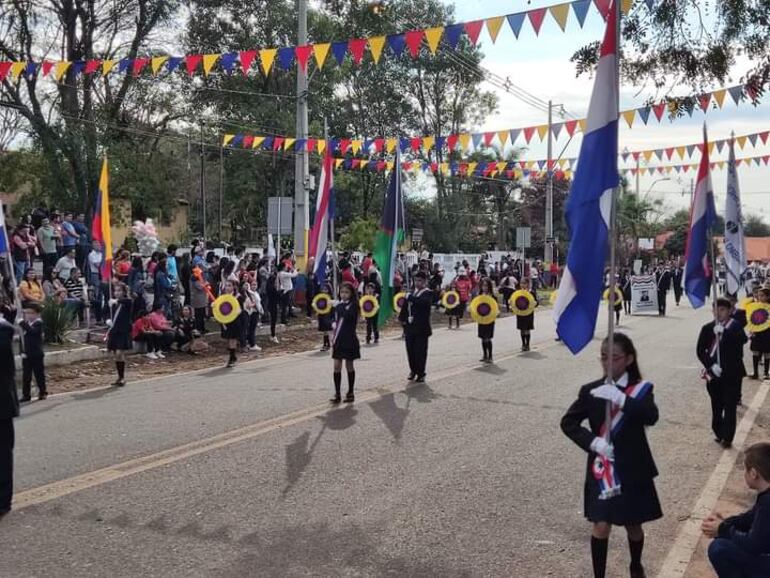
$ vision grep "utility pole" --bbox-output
[545,100,554,265]
[294,0,310,266]
[219,134,224,240]
[200,122,207,241]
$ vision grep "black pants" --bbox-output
[0,418,13,511]
[22,355,46,398]
[707,377,740,443]
[366,318,379,342]
[247,312,259,347]
[194,307,207,333]
[279,291,291,324]
[405,333,429,377]
[268,299,278,337]
[43,252,58,279]
[657,290,667,315]
[674,286,682,305]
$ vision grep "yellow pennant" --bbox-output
[497,131,509,146]
[386,138,397,153]
[737,135,748,149]
[386,161,394,171]
[668,100,679,114]
[718,161,726,169]
[317,139,327,154]
[334,159,344,169]
[53,61,71,81]
[622,0,633,14]
[422,136,434,150]
[485,17,505,43]
[368,37,386,64]
[351,140,362,154]
[202,54,220,76]
[496,162,507,172]
[440,162,449,174]
[223,134,235,146]
[151,56,169,75]
[665,166,673,174]
[260,48,277,75]
[284,138,296,151]
[102,59,117,76]
[643,150,653,162]
[252,137,265,149]
[358,161,367,171]
[425,27,444,54]
[577,119,587,133]
[549,3,570,32]
[536,125,548,141]
[468,162,478,174]
[314,43,330,69]
[708,142,715,155]
[458,133,471,151]
[10,61,26,80]
[621,109,636,128]
[676,146,686,159]
[713,89,727,108]
[564,169,573,179]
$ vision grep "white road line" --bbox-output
[656,377,770,578]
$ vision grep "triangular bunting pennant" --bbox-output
[483,132,495,147]
[425,27,444,54]
[166,56,182,73]
[252,137,265,149]
[239,50,257,74]
[446,134,459,151]
[351,140,362,154]
[202,54,219,76]
[676,146,686,159]
[117,59,131,74]
[760,131,769,145]
[317,140,327,154]
[637,106,651,124]
[223,134,235,146]
[132,57,149,77]
[185,54,202,75]
[686,144,696,157]
[716,139,726,154]
[621,0,633,13]
[405,30,424,57]
[368,37,386,64]
[313,44,330,69]
[728,85,744,105]
[527,8,547,35]
[564,120,577,136]
[471,133,483,149]
[594,0,612,19]
[387,34,405,57]
[507,13,526,38]
[509,128,522,144]
[577,119,587,132]
[497,130,509,146]
[54,61,71,81]
[665,147,674,160]
[242,136,254,149]
[748,133,758,147]
[260,48,277,75]
[737,135,748,149]
[571,0,591,27]
[549,3,570,32]
[284,138,296,151]
[523,126,536,143]
[295,45,313,72]
[273,137,284,151]
[485,17,505,43]
[621,109,636,127]
[220,52,238,72]
[444,24,464,49]
[536,125,548,140]
[551,123,563,139]
[698,93,711,112]
[331,41,348,65]
[102,59,117,76]
[713,89,726,108]
[348,39,367,65]
[386,138,397,153]
[277,47,294,70]
[456,133,469,151]
[151,56,169,75]
[85,59,102,75]
[423,136,435,150]
[464,20,484,44]
[652,101,666,121]
[41,61,54,77]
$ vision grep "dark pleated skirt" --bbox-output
[478,322,495,339]
[318,314,333,332]
[517,313,534,331]
[584,479,663,525]
[221,315,243,340]
[332,339,360,361]
[107,331,133,352]
[751,330,770,353]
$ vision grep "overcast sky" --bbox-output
[446,0,770,221]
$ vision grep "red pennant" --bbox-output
[405,31,424,58]
[348,39,367,64]
[665,147,674,160]
[243,135,254,149]
[430,162,438,173]
[483,132,495,146]
[132,57,149,77]
[697,143,705,153]
[483,163,494,176]
[632,151,640,161]
[631,169,638,176]
[519,161,527,169]
[555,170,565,180]
[505,170,514,179]
[446,134,459,151]
[527,8,547,35]
[464,20,484,45]
[351,159,361,169]
[306,138,316,152]
[295,45,313,72]
[547,159,555,171]
[565,120,578,136]
[376,161,386,172]
[85,59,101,74]
[710,162,717,169]
[374,138,385,153]
[0,62,10,81]
[747,84,759,101]
[657,167,665,174]
[653,101,666,121]
[698,94,711,112]
[410,137,421,151]
[760,131,769,145]
[762,155,769,165]
[239,50,257,74]
[185,54,202,75]
[523,126,536,143]
[41,60,54,77]
[594,0,611,19]
[339,139,351,152]
[682,165,690,173]
[273,137,284,151]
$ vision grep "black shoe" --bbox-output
[344,393,355,403]
[751,373,759,380]
[330,396,341,404]
[0,507,10,519]
[19,396,31,403]
[630,564,646,578]
[407,373,416,381]
[227,360,236,368]
[713,437,723,445]
[722,440,733,449]
[415,375,426,383]
[113,379,126,387]
[38,393,48,401]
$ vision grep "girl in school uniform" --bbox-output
[517,277,537,352]
[477,277,496,363]
[106,283,133,387]
[220,280,244,368]
[560,333,661,578]
[317,282,333,352]
[364,282,380,345]
[750,288,770,379]
[330,282,360,404]
[449,269,472,329]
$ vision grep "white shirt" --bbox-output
[278,270,297,292]
[54,255,77,279]
[88,250,103,275]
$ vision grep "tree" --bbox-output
[744,213,770,237]
[518,174,571,259]
[617,192,663,260]
[338,216,378,251]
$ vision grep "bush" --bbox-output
[41,298,75,344]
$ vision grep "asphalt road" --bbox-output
[2,303,752,577]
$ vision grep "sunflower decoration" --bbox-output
[393,292,407,313]
[746,302,770,333]
[359,295,380,318]
[212,294,242,324]
[509,290,537,316]
[603,287,623,306]
[312,293,334,315]
[441,290,460,311]
[470,294,499,325]
[738,296,755,310]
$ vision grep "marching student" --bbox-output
[656,265,671,316]
[242,280,263,353]
[561,333,662,578]
[749,288,770,380]
[448,268,472,329]
[697,297,747,448]
[220,280,243,368]
[621,269,632,316]
[477,277,496,363]
[0,303,19,517]
[330,282,360,404]
[672,264,684,306]
[106,283,133,387]
[517,277,537,352]
[399,271,433,382]
[19,303,46,402]
[364,282,380,345]
[317,282,333,352]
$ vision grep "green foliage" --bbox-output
[744,214,770,237]
[338,216,378,252]
[40,298,75,344]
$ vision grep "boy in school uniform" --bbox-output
[702,442,770,577]
[19,303,46,402]
[0,306,19,517]
[399,271,433,383]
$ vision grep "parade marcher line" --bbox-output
[656,375,770,578]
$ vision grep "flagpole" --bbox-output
[325,118,338,299]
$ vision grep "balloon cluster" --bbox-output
[132,219,161,256]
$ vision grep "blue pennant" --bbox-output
[637,106,651,125]
[331,41,348,65]
[444,24,464,49]
[220,52,238,72]
[507,13,526,38]
[166,56,183,72]
[118,59,131,74]
[471,133,483,149]
[571,0,591,28]
[278,47,295,70]
[387,34,405,57]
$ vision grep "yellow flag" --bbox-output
[440,162,449,174]
[708,142,715,155]
[549,3,570,32]
[713,89,727,108]
[223,134,235,146]
[497,131,509,146]
[424,27,444,54]
[10,61,26,80]
[334,159,344,169]
[577,119,587,132]
[676,146,686,159]
[665,166,673,174]
[422,136,434,150]
[351,140,362,154]
[252,137,265,149]
[317,139,327,154]
[737,135,747,149]
[202,54,220,76]
[458,133,471,151]
[621,109,636,128]
[718,161,726,169]
[151,56,169,75]
[53,61,71,81]
[314,43,331,69]
[564,169,572,179]
[386,161,394,171]
[102,59,117,76]
[260,48,277,75]
[496,162,507,172]
[643,150,653,162]
[468,162,478,174]
[485,17,505,43]
[284,138,296,151]
[621,0,633,14]
[368,37,386,64]
[536,125,548,141]
[386,138,397,153]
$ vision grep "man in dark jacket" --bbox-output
[656,265,672,316]
[697,298,748,448]
[0,306,19,517]
[399,271,432,383]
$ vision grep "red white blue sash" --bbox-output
[332,302,350,345]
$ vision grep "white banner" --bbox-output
[724,139,747,295]
[630,275,659,315]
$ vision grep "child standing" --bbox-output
[449,269,472,329]
[702,442,770,577]
[107,283,133,387]
[477,277,496,363]
[364,282,380,345]
[330,282,360,404]
[749,288,770,380]
[517,277,537,352]
[19,303,46,402]
[242,280,263,352]
[220,280,243,368]
[317,283,333,352]
[560,333,661,578]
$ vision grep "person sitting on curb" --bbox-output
[702,441,770,578]
[147,303,175,355]
[131,309,163,360]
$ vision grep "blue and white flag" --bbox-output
[0,201,7,253]
[724,138,746,295]
[553,2,619,354]
[309,150,333,288]
[684,125,717,308]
